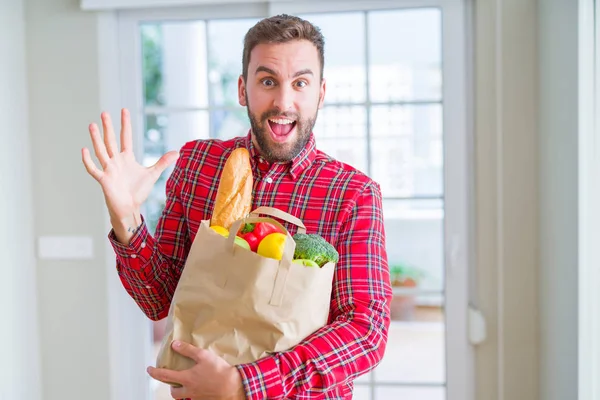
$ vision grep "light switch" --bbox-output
[38,236,94,260]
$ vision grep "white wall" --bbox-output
[474,1,580,399]
[539,1,579,399]
[473,0,540,398]
[25,0,112,398]
[0,0,42,399]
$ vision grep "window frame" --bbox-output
[101,1,475,399]
[578,0,600,398]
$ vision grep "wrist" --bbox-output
[111,211,142,245]
[227,367,246,400]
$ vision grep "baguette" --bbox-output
[210,147,253,229]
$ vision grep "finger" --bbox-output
[171,340,202,363]
[101,112,119,157]
[169,385,189,400]
[149,151,180,180]
[89,123,110,167]
[146,366,185,387]
[81,148,104,181]
[120,108,132,153]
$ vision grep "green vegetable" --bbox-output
[292,233,339,267]
[292,259,319,268]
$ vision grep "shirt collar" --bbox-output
[243,130,317,180]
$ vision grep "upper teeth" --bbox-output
[269,118,294,125]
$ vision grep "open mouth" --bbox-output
[267,118,297,142]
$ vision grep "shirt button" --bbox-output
[140,242,146,248]
[265,177,273,184]
[131,254,137,259]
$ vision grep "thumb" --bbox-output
[171,340,201,363]
[150,150,180,179]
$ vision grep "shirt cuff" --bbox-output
[107,216,155,270]
[236,355,283,400]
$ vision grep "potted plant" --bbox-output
[389,263,425,321]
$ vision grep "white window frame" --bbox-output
[96,1,475,399]
[578,0,600,398]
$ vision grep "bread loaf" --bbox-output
[210,147,253,229]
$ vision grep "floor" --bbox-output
[152,307,445,400]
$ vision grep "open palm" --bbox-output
[82,108,179,228]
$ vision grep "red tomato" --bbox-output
[237,222,284,252]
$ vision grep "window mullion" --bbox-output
[143,100,443,114]
[363,11,378,399]
[364,10,373,181]
[205,21,213,139]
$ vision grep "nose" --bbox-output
[272,85,294,112]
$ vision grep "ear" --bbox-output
[318,78,326,109]
[238,75,247,107]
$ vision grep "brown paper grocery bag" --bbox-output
[155,206,335,385]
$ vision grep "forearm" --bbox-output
[110,216,188,321]
[110,147,192,320]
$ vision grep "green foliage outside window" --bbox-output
[142,25,164,106]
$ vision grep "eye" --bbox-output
[295,80,308,88]
[261,78,275,87]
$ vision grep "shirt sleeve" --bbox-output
[235,181,393,399]
[107,146,192,321]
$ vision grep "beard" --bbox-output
[246,95,317,163]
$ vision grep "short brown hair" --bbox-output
[242,14,325,81]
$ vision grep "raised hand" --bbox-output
[82,108,179,244]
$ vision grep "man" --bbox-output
[82,14,392,400]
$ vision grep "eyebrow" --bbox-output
[255,66,314,78]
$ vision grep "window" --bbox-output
[139,8,444,229]
[139,18,262,232]
[118,1,472,399]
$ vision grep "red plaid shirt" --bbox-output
[109,132,392,399]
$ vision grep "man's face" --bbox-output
[238,40,326,163]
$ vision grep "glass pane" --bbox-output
[208,18,261,107]
[382,198,443,217]
[140,24,164,106]
[368,9,442,102]
[376,386,445,400]
[141,22,209,107]
[314,105,367,138]
[312,105,367,172]
[374,311,446,383]
[384,199,445,298]
[143,114,167,157]
[352,384,372,400]
[143,112,210,168]
[142,112,209,234]
[317,137,368,174]
[355,371,371,384]
[370,105,443,197]
[210,107,249,140]
[299,12,366,104]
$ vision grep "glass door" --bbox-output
[117,1,473,398]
